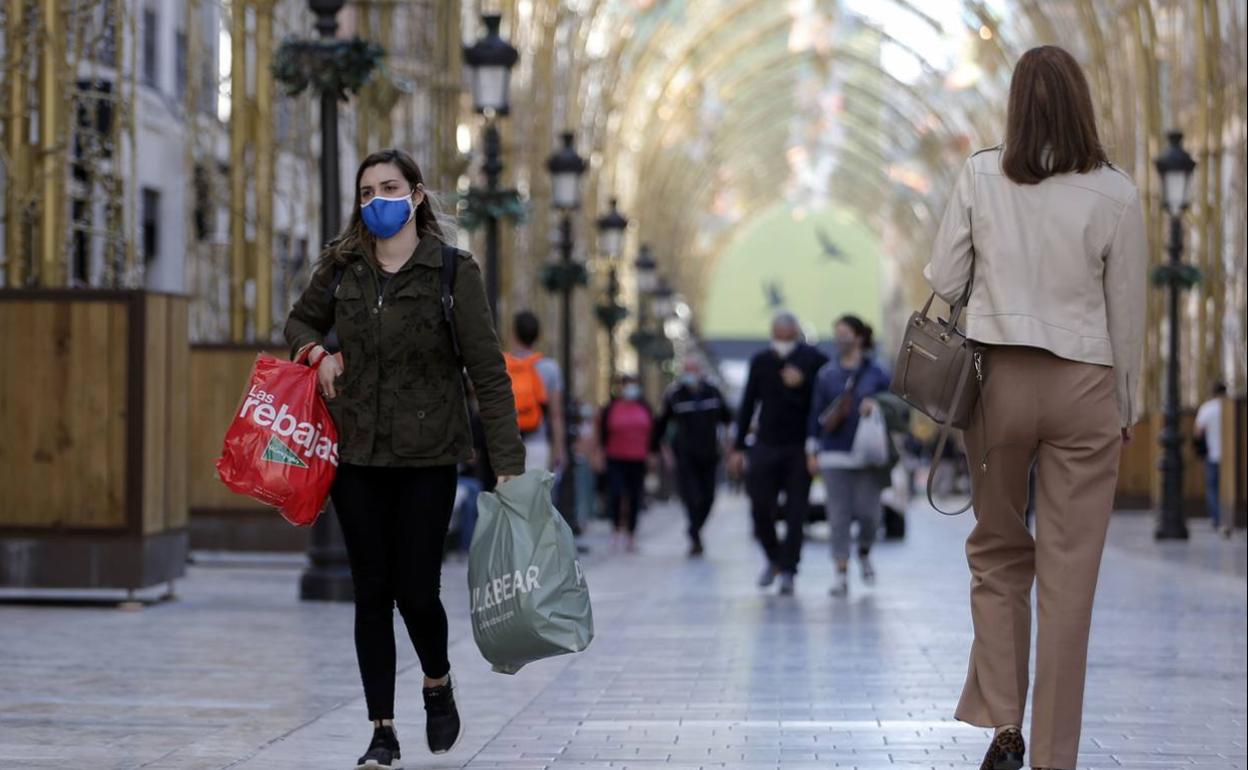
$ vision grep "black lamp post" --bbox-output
[633,244,658,386]
[595,199,629,383]
[596,198,628,261]
[601,267,624,382]
[463,14,519,327]
[546,132,587,527]
[301,0,354,602]
[1154,130,1197,541]
[651,277,676,322]
[650,277,678,385]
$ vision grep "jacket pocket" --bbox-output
[333,278,369,331]
[392,387,451,458]
[391,280,445,334]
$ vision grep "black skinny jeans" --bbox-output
[330,463,458,721]
[606,459,646,535]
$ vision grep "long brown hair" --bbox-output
[1001,46,1108,185]
[321,148,445,266]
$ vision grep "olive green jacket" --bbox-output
[284,236,525,474]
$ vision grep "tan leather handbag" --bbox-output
[890,283,984,515]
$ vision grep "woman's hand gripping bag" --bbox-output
[468,470,594,674]
[215,353,339,526]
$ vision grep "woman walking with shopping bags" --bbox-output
[806,315,891,597]
[285,148,524,769]
[925,47,1146,770]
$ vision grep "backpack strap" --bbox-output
[440,245,465,369]
[325,265,345,301]
[317,266,346,354]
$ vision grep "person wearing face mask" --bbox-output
[595,375,655,553]
[728,312,830,595]
[285,148,524,770]
[650,359,734,556]
[806,315,892,598]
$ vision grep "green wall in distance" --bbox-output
[702,202,881,343]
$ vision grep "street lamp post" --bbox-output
[596,198,628,262]
[546,132,587,527]
[652,277,676,322]
[463,14,519,327]
[1154,131,1197,541]
[603,267,622,382]
[595,199,629,384]
[633,244,658,386]
[301,0,353,602]
[650,277,678,391]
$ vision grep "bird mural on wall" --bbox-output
[763,280,786,311]
[815,226,848,263]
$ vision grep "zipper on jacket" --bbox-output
[371,267,385,312]
[368,266,383,450]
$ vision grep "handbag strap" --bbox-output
[945,260,975,331]
[925,348,987,517]
[844,357,870,394]
[923,258,982,515]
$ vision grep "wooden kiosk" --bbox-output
[0,290,189,592]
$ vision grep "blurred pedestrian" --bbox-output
[924,46,1147,770]
[651,359,734,556]
[728,312,829,595]
[1194,381,1229,536]
[571,401,600,530]
[285,148,524,767]
[507,310,565,475]
[806,315,891,597]
[597,375,655,553]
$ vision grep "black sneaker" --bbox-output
[688,536,704,557]
[423,677,462,754]
[356,725,402,769]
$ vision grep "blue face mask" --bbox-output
[360,194,415,239]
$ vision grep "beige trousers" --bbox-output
[955,346,1122,770]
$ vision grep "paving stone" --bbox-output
[0,493,1244,769]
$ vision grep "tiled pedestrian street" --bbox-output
[1,494,1244,769]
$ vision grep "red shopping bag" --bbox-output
[215,351,339,526]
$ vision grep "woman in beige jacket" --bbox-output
[925,46,1147,770]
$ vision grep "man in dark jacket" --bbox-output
[728,312,829,594]
[651,358,733,557]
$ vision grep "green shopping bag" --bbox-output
[468,470,594,674]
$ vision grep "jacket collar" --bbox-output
[407,235,444,269]
[351,234,442,276]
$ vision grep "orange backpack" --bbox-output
[504,352,548,433]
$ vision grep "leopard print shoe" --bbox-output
[978,727,1025,770]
